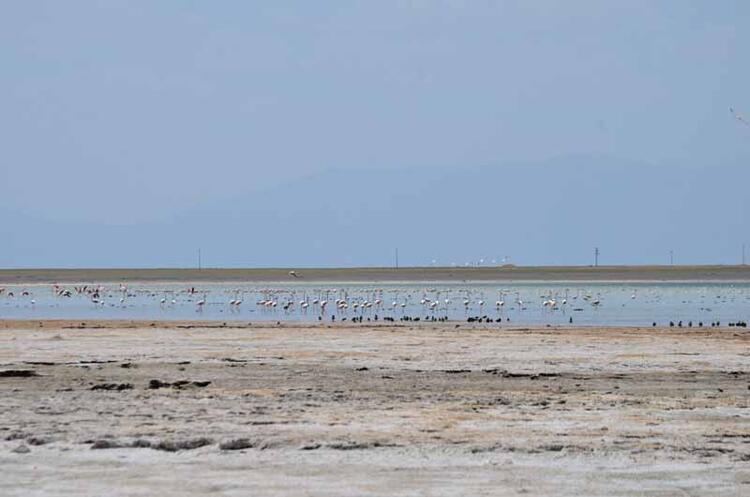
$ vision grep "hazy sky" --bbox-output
[1,1,749,267]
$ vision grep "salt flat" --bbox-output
[0,321,748,496]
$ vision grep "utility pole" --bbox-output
[594,247,599,267]
[395,248,399,270]
[669,250,674,266]
[198,248,202,270]
[743,244,746,265]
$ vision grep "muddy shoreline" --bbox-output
[2,265,750,284]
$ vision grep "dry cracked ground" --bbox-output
[0,320,749,496]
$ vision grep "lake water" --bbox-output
[1,281,748,326]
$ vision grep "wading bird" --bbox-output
[730,107,749,127]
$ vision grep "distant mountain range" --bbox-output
[2,157,748,267]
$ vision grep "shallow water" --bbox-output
[0,281,748,326]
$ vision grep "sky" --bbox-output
[1,1,749,268]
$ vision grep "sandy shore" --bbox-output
[2,265,750,284]
[1,320,748,496]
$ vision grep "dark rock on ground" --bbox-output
[148,379,171,389]
[299,443,322,450]
[26,437,51,446]
[91,439,123,449]
[219,439,256,451]
[153,438,213,452]
[5,432,28,441]
[91,383,133,391]
[327,441,376,450]
[0,370,38,377]
[148,379,211,389]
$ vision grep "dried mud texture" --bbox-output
[0,321,748,496]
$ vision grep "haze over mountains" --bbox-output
[3,157,747,268]
[2,3,749,268]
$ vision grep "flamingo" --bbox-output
[730,107,749,127]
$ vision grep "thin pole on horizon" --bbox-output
[395,248,399,270]
[594,247,599,267]
[198,248,202,270]
[669,250,674,266]
[743,244,746,265]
